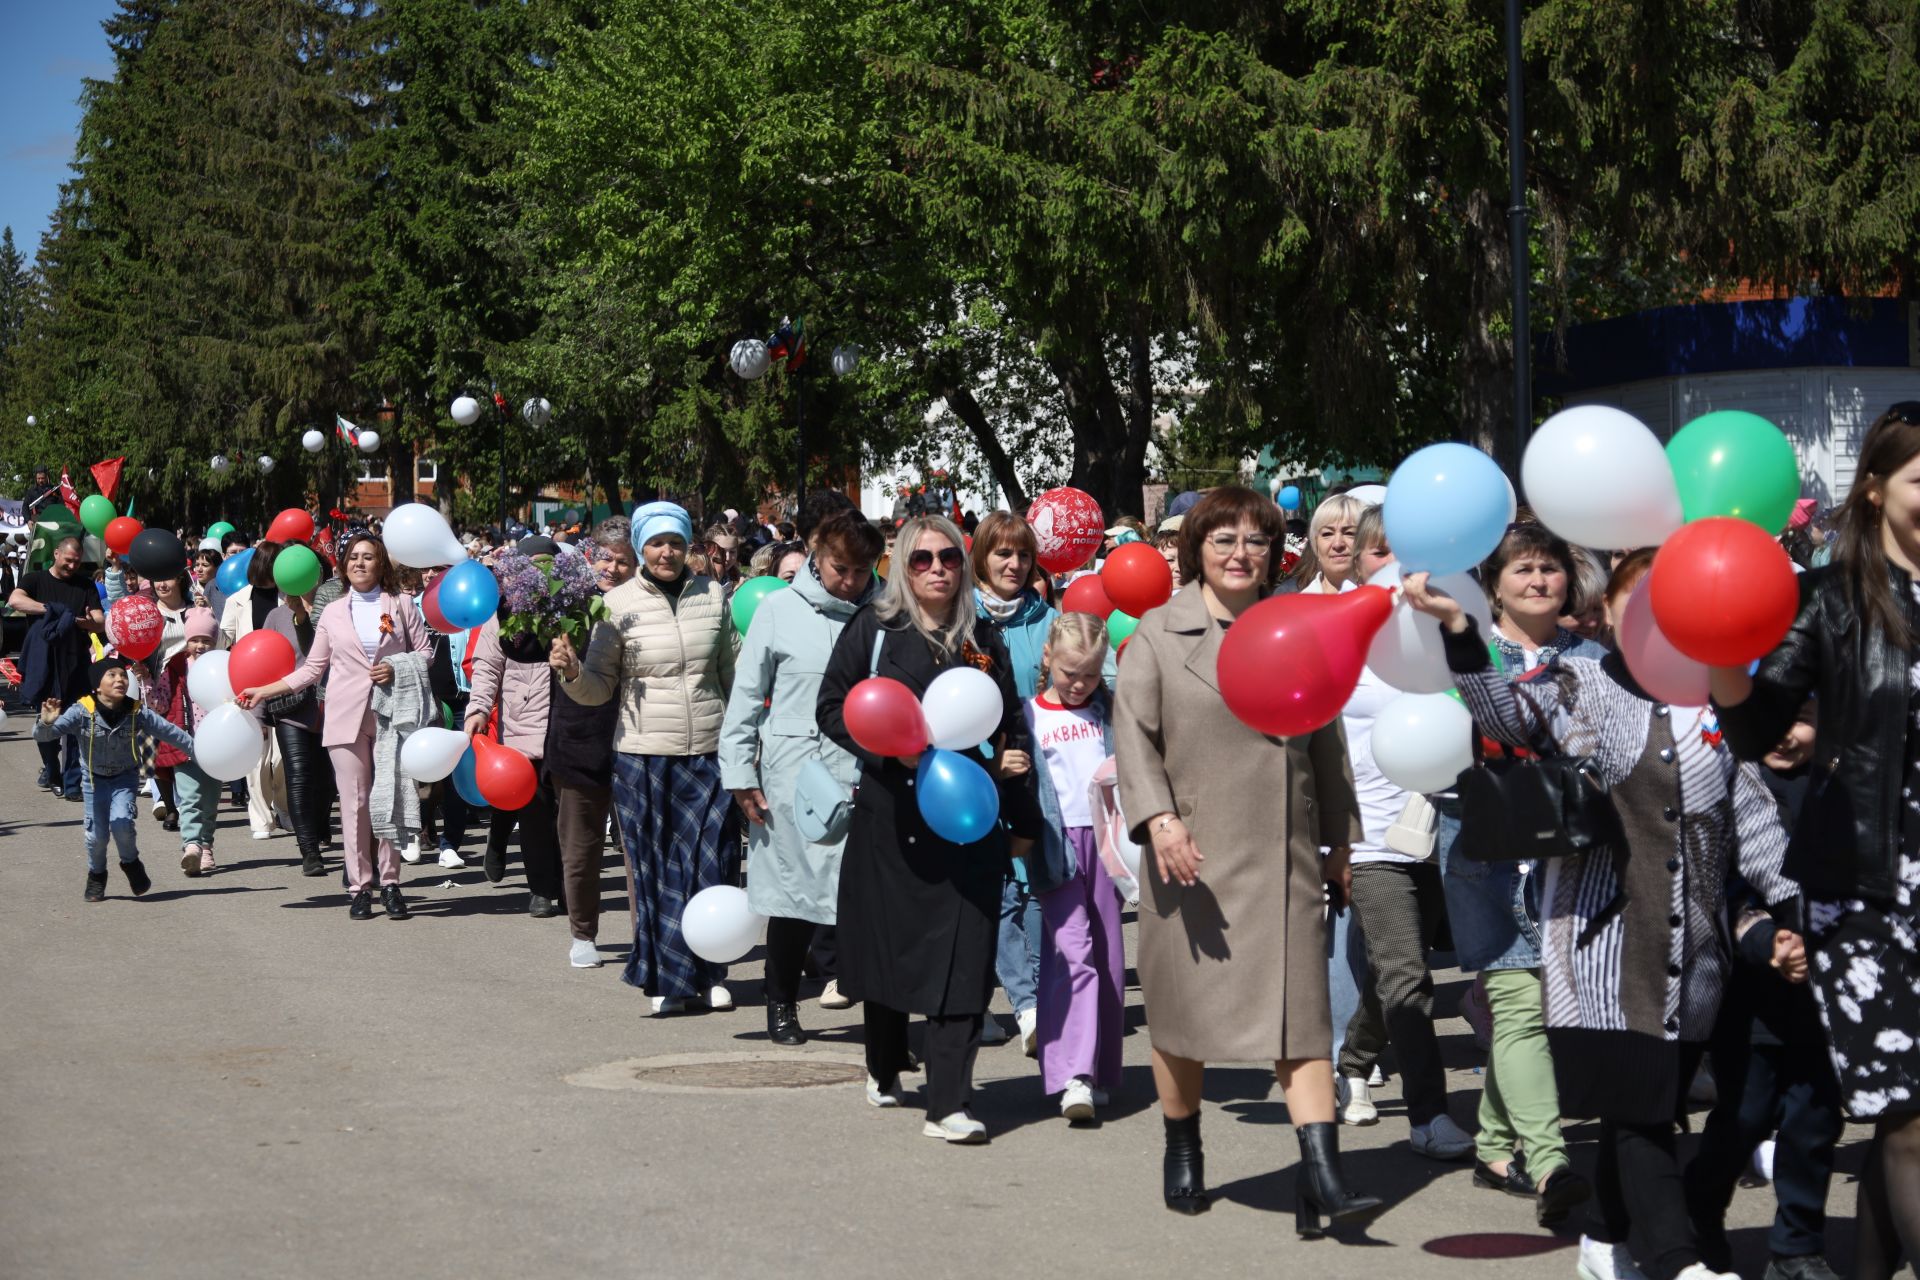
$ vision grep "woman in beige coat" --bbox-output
[1114,485,1383,1236]
[555,502,738,1015]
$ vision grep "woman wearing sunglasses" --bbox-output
[1713,402,1920,1279]
[817,515,1039,1144]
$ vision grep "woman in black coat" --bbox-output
[1712,402,1920,1279]
[817,514,1037,1145]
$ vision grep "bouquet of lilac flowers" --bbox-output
[492,549,608,648]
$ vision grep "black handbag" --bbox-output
[1455,689,1623,863]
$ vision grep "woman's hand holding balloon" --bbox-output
[995,748,1032,779]
[1149,814,1203,887]
[1399,572,1470,634]
[463,712,487,738]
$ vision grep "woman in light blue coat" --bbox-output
[719,510,885,1046]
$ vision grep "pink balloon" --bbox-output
[1617,579,1709,706]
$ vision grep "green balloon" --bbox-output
[273,543,322,596]
[1106,610,1139,647]
[1665,410,1800,532]
[206,520,236,541]
[730,575,785,633]
[79,494,116,538]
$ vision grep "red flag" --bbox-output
[90,456,125,501]
[57,469,80,516]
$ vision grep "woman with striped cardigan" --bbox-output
[1404,555,1799,1280]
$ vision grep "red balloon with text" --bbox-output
[1218,587,1395,737]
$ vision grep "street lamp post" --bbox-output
[729,322,860,516]
[451,390,551,532]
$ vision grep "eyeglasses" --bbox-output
[1204,533,1274,554]
[907,546,967,574]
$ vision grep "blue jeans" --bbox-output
[83,770,141,872]
[39,734,82,795]
[996,874,1043,1015]
[1328,898,1370,1059]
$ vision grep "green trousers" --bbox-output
[1476,967,1568,1178]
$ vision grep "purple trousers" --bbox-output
[1037,827,1126,1095]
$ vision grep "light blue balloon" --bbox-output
[1382,443,1514,576]
[915,748,1001,845]
[439,559,501,631]
[452,743,487,808]
[214,547,254,597]
[1278,485,1302,511]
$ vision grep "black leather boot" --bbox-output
[380,884,411,920]
[121,859,152,896]
[1295,1121,1384,1238]
[84,870,109,902]
[767,1001,806,1046]
[1162,1112,1210,1214]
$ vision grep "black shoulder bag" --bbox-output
[1455,675,1623,863]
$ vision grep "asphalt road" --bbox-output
[0,711,1879,1279]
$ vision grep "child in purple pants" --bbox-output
[1024,614,1125,1123]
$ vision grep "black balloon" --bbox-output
[128,527,186,578]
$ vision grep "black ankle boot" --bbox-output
[121,859,151,896]
[1295,1121,1384,1238]
[767,1001,806,1046]
[84,869,109,902]
[1162,1112,1211,1214]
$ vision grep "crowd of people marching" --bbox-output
[8,401,1920,1280]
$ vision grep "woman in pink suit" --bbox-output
[236,532,430,920]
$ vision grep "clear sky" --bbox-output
[0,1,121,258]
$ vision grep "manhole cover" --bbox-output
[566,1051,866,1094]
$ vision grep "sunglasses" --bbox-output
[1888,401,1920,425]
[906,546,967,574]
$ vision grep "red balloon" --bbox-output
[843,676,929,758]
[1115,637,1131,664]
[267,508,316,545]
[227,629,298,693]
[1218,586,1395,737]
[1101,542,1172,616]
[1027,487,1105,575]
[106,595,165,661]
[1647,517,1799,667]
[420,575,456,634]
[105,516,144,557]
[473,736,538,810]
[1060,575,1116,620]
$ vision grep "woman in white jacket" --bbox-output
[555,502,738,1014]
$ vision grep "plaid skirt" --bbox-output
[611,752,740,999]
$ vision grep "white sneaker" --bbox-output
[1060,1078,1096,1122]
[1368,1063,1385,1087]
[1410,1114,1475,1161]
[649,996,687,1016]
[922,1110,988,1143]
[1673,1266,1737,1280]
[400,839,424,864]
[1577,1235,1649,1280]
[251,828,272,841]
[980,1016,1010,1046]
[818,978,854,1010]
[705,984,734,1012]
[1750,1137,1776,1183]
[569,939,602,968]
[866,1075,902,1108]
[1336,1075,1379,1125]
[436,847,465,869]
[1017,1007,1039,1058]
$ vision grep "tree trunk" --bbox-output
[1460,187,1517,473]
[1051,326,1152,520]
[942,385,1028,512]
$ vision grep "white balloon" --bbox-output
[680,884,767,964]
[25,414,35,426]
[256,455,275,474]
[400,726,471,782]
[1365,561,1495,694]
[450,395,481,426]
[1523,405,1683,550]
[302,428,326,453]
[193,702,266,782]
[830,344,862,377]
[186,651,235,709]
[1370,692,1475,794]
[521,396,552,428]
[357,428,381,454]
[383,502,468,569]
[1347,484,1388,507]
[920,666,1003,751]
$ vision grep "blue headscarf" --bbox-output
[630,501,693,552]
